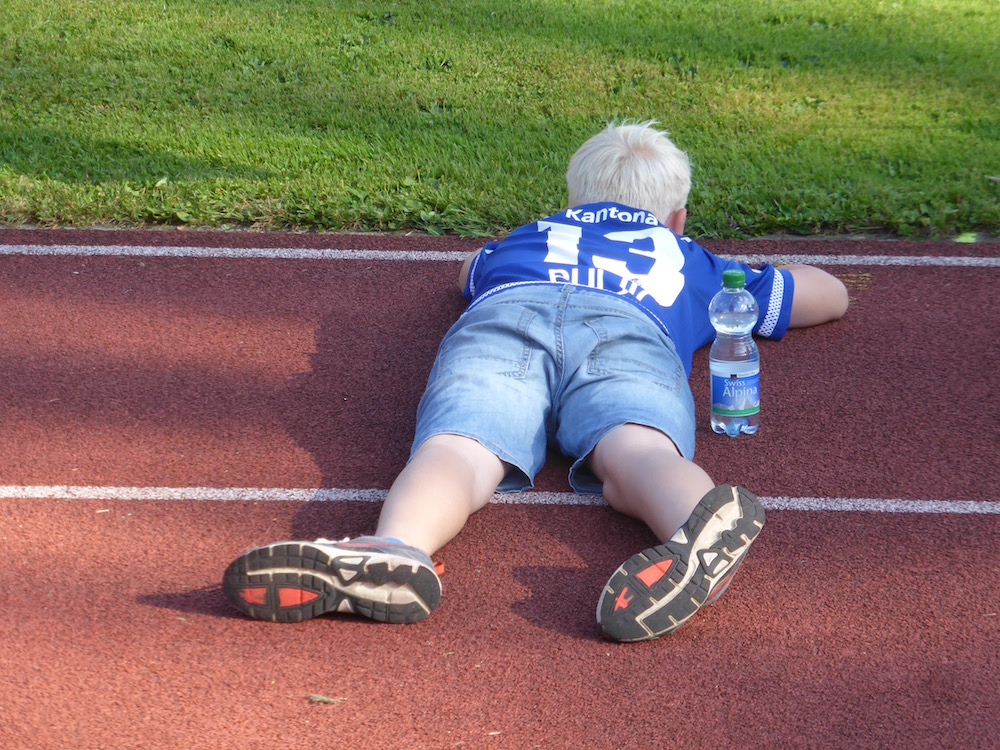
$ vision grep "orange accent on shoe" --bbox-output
[433,561,445,576]
[613,587,634,612]
[238,587,268,606]
[277,587,321,607]
[636,559,673,588]
[707,569,738,603]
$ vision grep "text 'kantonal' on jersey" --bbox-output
[463,202,794,375]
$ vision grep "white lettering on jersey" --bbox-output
[564,207,658,226]
[602,227,685,307]
[540,219,686,308]
[538,220,582,265]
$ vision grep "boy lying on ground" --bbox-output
[223,121,848,641]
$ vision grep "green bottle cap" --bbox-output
[722,269,746,288]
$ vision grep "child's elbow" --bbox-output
[814,276,849,324]
[786,268,850,328]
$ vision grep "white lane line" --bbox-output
[0,244,470,261]
[1,243,999,267]
[0,485,997,514]
[724,253,1000,267]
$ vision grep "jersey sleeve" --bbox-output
[737,263,795,339]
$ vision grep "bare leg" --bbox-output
[375,434,506,555]
[589,423,714,541]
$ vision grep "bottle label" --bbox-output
[710,364,760,417]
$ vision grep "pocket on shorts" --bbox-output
[438,305,536,380]
[584,315,684,394]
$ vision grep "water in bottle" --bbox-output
[709,269,760,436]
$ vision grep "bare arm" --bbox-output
[783,264,849,328]
[457,251,477,292]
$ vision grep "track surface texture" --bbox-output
[1,227,998,750]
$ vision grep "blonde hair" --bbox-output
[566,120,691,224]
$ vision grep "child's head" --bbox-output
[566,121,691,227]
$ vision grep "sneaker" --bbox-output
[597,485,765,642]
[222,536,442,624]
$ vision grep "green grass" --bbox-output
[1,0,998,238]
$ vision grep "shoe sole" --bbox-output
[597,485,764,642]
[222,541,441,624]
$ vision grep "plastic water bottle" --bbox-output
[709,269,760,436]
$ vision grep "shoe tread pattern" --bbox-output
[222,542,440,624]
[598,485,764,641]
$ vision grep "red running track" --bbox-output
[0,228,998,750]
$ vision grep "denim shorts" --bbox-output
[411,283,696,494]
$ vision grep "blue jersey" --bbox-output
[463,202,794,375]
